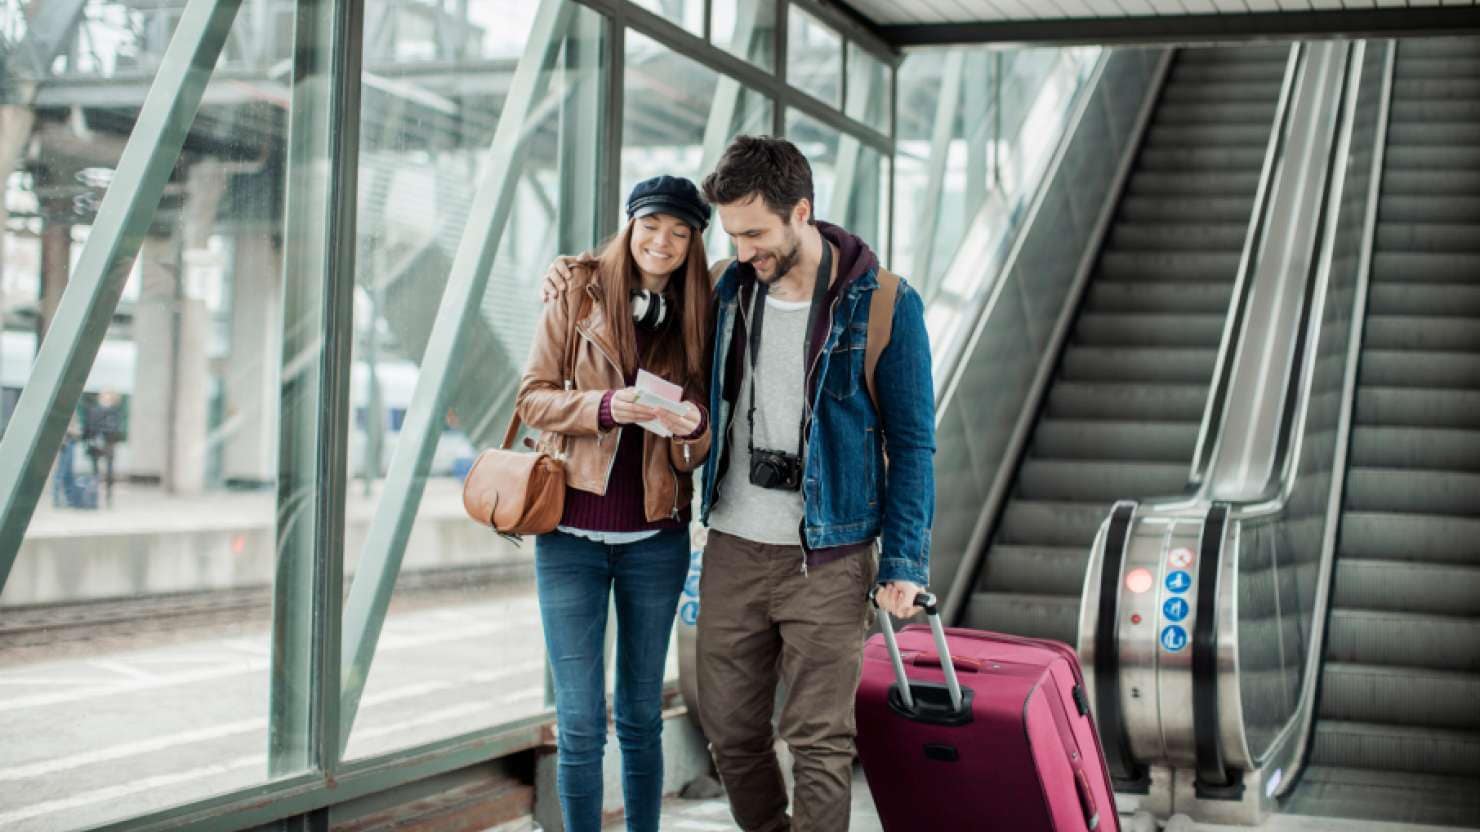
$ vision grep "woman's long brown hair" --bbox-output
[593,219,712,393]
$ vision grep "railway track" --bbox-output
[0,562,534,648]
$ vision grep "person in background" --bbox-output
[515,176,714,832]
[84,389,124,508]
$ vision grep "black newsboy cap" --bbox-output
[626,175,710,232]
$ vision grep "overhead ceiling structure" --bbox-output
[827,0,1480,47]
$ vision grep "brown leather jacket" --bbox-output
[516,270,711,523]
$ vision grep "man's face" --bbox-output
[717,194,807,284]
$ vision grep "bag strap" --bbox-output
[498,272,591,451]
[864,269,900,413]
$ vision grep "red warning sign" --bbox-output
[1169,547,1195,569]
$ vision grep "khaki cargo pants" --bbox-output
[696,530,877,832]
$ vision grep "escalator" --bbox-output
[1288,36,1480,828]
[958,44,1290,642]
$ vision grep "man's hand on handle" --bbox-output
[541,253,600,303]
[875,580,924,620]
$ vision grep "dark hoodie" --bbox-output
[719,220,880,413]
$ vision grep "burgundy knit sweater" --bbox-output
[559,328,706,533]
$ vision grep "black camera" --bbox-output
[750,448,803,491]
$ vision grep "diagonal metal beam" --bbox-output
[8,0,88,79]
[0,0,242,596]
[337,0,575,748]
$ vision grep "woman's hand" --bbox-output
[654,401,701,438]
[609,387,659,425]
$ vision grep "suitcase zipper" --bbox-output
[1040,674,1100,830]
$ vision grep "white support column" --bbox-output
[0,106,36,340]
[222,231,281,486]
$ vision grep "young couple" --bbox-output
[515,135,937,832]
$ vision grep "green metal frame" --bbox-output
[0,0,243,593]
[268,0,364,777]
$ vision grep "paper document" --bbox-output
[633,369,687,437]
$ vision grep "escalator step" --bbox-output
[1016,459,1187,502]
[1391,98,1480,122]
[1362,317,1480,353]
[1367,281,1480,316]
[1097,250,1241,282]
[1332,559,1480,618]
[1177,45,1290,63]
[1310,721,1480,778]
[1047,381,1210,421]
[1318,664,1480,730]
[1387,121,1480,147]
[1128,171,1262,198]
[1384,145,1480,171]
[1350,425,1480,470]
[1370,251,1480,283]
[1032,418,1199,462]
[1345,468,1480,516]
[1085,281,1235,314]
[1392,78,1480,101]
[977,545,1091,597]
[1398,38,1480,59]
[1326,609,1480,672]
[1393,57,1480,82]
[1109,222,1247,251]
[1118,195,1255,223]
[1376,222,1480,253]
[1145,123,1274,148]
[1378,169,1480,196]
[1378,195,1480,224]
[960,591,1080,646]
[1338,511,1480,565]
[1357,350,1480,390]
[1136,146,1266,171]
[995,500,1109,547]
[1074,313,1225,348]
[1161,81,1283,103]
[1287,765,1480,827]
[1153,100,1277,126]
[1170,60,1288,83]
[1058,347,1218,384]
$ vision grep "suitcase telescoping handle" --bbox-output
[869,588,964,714]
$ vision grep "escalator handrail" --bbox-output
[1185,43,1306,493]
[1255,38,1394,799]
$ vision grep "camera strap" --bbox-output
[745,241,832,456]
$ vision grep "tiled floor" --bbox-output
[640,769,883,831]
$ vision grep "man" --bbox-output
[546,136,935,831]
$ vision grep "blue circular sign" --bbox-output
[1165,570,1192,594]
[679,600,699,626]
[684,574,700,598]
[1160,625,1188,652]
[1163,597,1189,622]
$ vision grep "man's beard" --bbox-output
[755,228,801,284]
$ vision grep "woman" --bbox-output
[515,175,712,832]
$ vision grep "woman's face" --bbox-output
[630,213,693,280]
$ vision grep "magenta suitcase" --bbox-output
[856,593,1119,832]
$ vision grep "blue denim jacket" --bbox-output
[699,234,936,587]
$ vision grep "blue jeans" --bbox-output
[535,527,689,832]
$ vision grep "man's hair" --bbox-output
[701,135,816,224]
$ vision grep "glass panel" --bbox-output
[0,1,314,827]
[710,0,777,72]
[786,6,841,107]
[629,0,705,37]
[846,42,890,134]
[784,110,888,262]
[623,30,773,264]
[340,1,607,761]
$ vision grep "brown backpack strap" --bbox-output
[865,270,900,413]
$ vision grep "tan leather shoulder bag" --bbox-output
[462,291,586,538]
